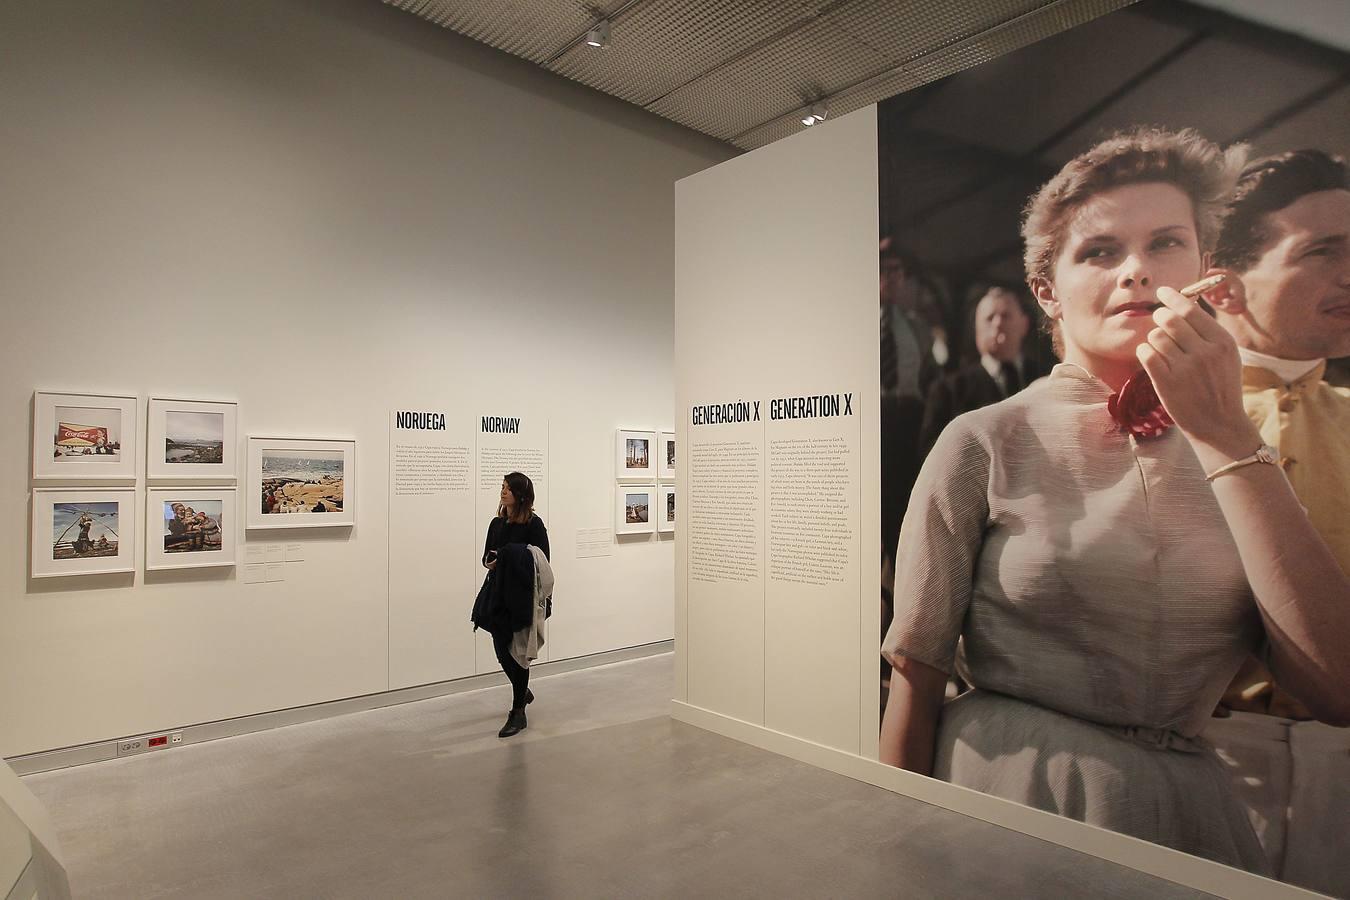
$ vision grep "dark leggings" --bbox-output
[491,629,530,710]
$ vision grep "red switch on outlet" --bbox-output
[148,736,168,748]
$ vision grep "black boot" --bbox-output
[498,708,527,738]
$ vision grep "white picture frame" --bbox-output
[658,485,675,533]
[247,437,355,529]
[616,484,656,535]
[616,429,656,481]
[147,398,238,481]
[33,392,138,482]
[146,488,237,571]
[31,488,136,578]
[659,431,676,481]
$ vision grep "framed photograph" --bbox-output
[616,429,656,481]
[247,437,355,529]
[31,489,136,578]
[146,489,237,570]
[659,431,676,481]
[33,392,138,481]
[147,398,238,481]
[658,485,675,533]
[616,484,656,535]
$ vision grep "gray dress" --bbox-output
[882,364,1269,873]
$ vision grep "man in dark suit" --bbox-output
[918,285,1045,458]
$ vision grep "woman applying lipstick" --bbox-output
[879,127,1350,872]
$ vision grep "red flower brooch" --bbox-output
[1107,370,1173,439]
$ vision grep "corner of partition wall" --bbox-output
[674,105,880,745]
[673,415,688,705]
[856,103,882,762]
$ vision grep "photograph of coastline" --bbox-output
[260,449,344,514]
[247,437,355,529]
[165,411,224,465]
[52,502,120,559]
[147,398,237,480]
[52,406,121,460]
[31,488,136,577]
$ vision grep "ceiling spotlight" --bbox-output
[800,102,828,127]
[585,20,611,48]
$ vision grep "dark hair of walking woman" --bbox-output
[498,472,535,522]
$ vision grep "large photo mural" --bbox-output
[877,2,1350,894]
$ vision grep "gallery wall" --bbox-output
[673,108,881,756]
[0,0,732,757]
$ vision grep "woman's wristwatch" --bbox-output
[1204,443,1278,482]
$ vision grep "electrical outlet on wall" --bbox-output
[116,732,183,756]
[117,738,147,756]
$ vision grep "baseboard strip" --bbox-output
[5,641,672,776]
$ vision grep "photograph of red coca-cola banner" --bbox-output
[53,405,122,460]
[56,422,107,447]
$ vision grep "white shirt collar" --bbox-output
[1237,346,1322,385]
[981,354,1021,383]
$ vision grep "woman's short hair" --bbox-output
[1021,127,1247,286]
[501,471,535,520]
[1212,149,1348,272]
[1020,127,1246,355]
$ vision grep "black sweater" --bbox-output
[472,515,549,635]
[481,515,550,565]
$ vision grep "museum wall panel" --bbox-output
[674,109,881,754]
[0,0,730,757]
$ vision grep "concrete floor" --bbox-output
[24,654,1208,899]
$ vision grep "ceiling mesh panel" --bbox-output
[385,0,595,63]
[384,0,1148,149]
[735,0,1137,149]
[549,3,826,109]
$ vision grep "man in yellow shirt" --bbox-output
[1203,149,1350,896]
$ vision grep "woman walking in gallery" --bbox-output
[474,472,550,738]
[879,127,1350,872]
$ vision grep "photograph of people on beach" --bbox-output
[52,502,119,559]
[52,406,121,460]
[259,448,345,514]
[626,438,649,470]
[162,500,223,552]
[164,411,225,465]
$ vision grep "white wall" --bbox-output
[674,109,881,756]
[0,0,732,757]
